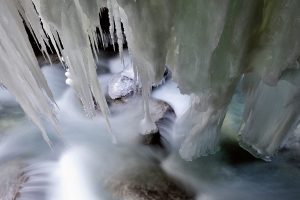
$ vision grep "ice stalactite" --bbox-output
[112,0,124,65]
[239,71,300,161]
[106,0,125,65]
[175,95,224,160]
[1,0,300,160]
[0,0,115,143]
[169,0,263,160]
[107,0,116,51]
[33,0,116,141]
[248,0,300,86]
[116,0,174,84]
[0,0,58,146]
[18,0,52,63]
[238,0,300,160]
[138,64,158,134]
[115,0,300,160]
[116,0,176,134]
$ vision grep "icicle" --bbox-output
[91,31,100,59]
[170,0,262,160]
[0,0,58,146]
[89,31,99,63]
[47,26,65,67]
[239,71,300,161]
[137,64,158,135]
[2,0,300,161]
[112,0,124,66]
[98,20,106,48]
[175,95,224,160]
[107,0,116,50]
[248,0,300,86]
[18,0,51,57]
[116,0,174,83]
[30,0,116,141]
[31,0,65,67]
[116,0,177,137]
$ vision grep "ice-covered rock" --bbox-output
[108,63,169,100]
[108,65,137,100]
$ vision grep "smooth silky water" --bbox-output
[0,53,300,200]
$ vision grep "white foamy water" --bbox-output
[152,81,190,118]
[1,62,300,200]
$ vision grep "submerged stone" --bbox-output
[105,164,194,200]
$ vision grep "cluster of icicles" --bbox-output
[0,0,300,161]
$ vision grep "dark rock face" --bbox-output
[105,164,194,200]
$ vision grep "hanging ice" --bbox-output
[0,0,58,146]
[238,0,300,160]
[248,0,300,85]
[1,0,300,160]
[116,0,176,134]
[168,0,263,160]
[33,0,116,141]
[0,0,115,143]
[114,0,300,160]
[239,71,300,161]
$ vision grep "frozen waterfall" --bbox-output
[0,0,300,161]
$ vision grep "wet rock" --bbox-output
[108,96,176,147]
[149,99,172,122]
[104,94,176,149]
[0,161,27,200]
[141,132,162,146]
[139,99,176,148]
[14,162,54,200]
[105,164,194,200]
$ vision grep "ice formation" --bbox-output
[240,71,300,161]
[0,0,58,146]
[0,0,300,160]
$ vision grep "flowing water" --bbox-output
[0,55,300,200]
